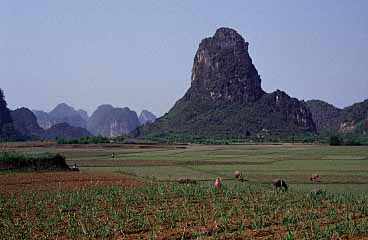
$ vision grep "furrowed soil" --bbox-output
[0,172,144,195]
[1,143,368,239]
[1,182,368,239]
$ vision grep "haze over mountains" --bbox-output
[11,108,43,137]
[1,87,157,140]
[31,103,157,138]
[33,103,87,129]
[87,104,141,137]
[137,28,367,138]
[10,107,91,141]
[139,110,157,125]
[0,27,367,141]
[306,100,368,135]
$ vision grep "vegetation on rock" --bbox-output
[307,99,368,135]
[137,28,316,138]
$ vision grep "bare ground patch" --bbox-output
[0,172,144,195]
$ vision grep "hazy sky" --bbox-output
[1,1,367,117]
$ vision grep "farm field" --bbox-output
[6,143,368,192]
[1,143,368,239]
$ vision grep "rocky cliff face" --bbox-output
[306,99,368,135]
[0,90,93,141]
[139,110,157,125]
[88,105,140,137]
[138,28,316,137]
[11,108,43,137]
[49,103,87,129]
[188,28,265,103]
[11,107,92,140]
[32,103,151,137]
[0,89,18,141]
[306,100,342,132]
[40,123,91,140]
[77,109,89,122]
[338,99,368,135]
[33,110,54,129]
[33,103,88,129]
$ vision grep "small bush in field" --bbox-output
[0,152,69,171]
[329,136,341,146]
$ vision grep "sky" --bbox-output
[1,0,367,117]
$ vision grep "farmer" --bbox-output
[72,162,79,172]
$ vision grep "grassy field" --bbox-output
[8,143,368,192]
[1,143,368,239]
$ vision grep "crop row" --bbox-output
[1,183,368,239]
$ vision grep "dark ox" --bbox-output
[176,178,197,184]
[272,179,288,191]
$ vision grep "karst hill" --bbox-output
[137,27,316,137]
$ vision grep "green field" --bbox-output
[8,143,368,192]
[2,143,368,239]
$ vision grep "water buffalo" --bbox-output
[272,179,288,191]
[176,178,197,184]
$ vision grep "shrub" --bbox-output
[344,138,361,146]
[56,136,110,144]
[0,152,69,171]
[329,136,341,146]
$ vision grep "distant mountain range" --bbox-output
[135,28,367,138]
[31,103,157,138]
[10,107,91,140]
[139,110,157,125]
[87,104,141,137]
[11,108,43,137]
[1,88,157,140]
[40,123,91,140]
[306,99,368,135]
[0,95,89,141]
[33,103,87,129]
[0,28,366,141]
